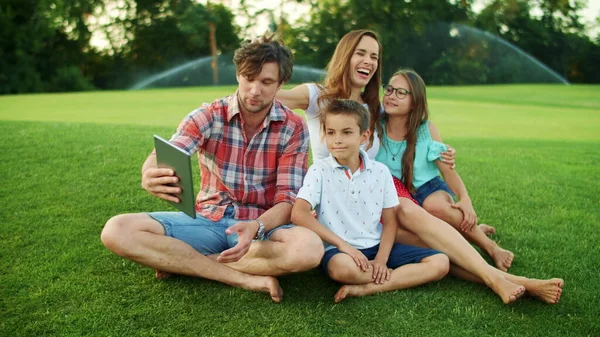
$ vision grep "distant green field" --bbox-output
[1,84,598,140]
[1,85,599,337]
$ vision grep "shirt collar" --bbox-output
[326,149,372,172]
[227,90,286,124]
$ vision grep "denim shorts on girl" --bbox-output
[411,176,455,206]
[321,243,442,274]
[147,206,293,255]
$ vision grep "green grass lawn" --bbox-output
[1,85,599,336]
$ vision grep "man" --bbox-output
[101,36,324,303]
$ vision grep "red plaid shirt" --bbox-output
[169,92,309,221]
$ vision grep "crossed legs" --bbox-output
[101,213,324,302]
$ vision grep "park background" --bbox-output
[1,0,599,336]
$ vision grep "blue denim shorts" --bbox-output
[321,243,442,274]
[147,206,293,255]
[411,176,455,206]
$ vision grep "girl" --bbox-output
[278,29,563,304]
[378,69,514,272]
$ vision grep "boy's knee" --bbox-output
[328,264,357,283]
[424,253,450,281]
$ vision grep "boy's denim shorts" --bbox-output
[147,206,293,255]
[411,176,455,206]
[321,243,442,274]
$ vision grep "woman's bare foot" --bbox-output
[490,246,514,272]
[488,276,526,304]
[155,270,172,279]
[479,224,496,236]
[524,278,564,304]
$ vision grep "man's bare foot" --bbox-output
[479,224,496,236]
[489,276,526,304]
[334,285,362,303]
[155,270,172,279]
[243,275,283,303]
[490,246,514,272]
[264,276,284,303]
[524,278,564,304]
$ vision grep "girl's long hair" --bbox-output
[388,69,429,192]
[318,29,383,148]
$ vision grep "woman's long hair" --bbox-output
[318,29,383,148]
[388,69,429,192]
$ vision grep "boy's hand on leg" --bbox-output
[370,259,391,284]
[338,243,369,272]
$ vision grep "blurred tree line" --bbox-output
[283,0,600,84]
[0,0,239,94]
[1,0,599,94]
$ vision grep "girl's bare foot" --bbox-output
[490,246,514,272]
[524,278,564,304]
[489,276,526,304]
[479,224,496,236]
[155,270,172,279]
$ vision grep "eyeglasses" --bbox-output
[383,85,411,99]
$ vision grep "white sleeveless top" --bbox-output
[305,83,381,161]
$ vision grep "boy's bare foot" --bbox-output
[479,224,496,236]
[490,246,514,272]
[489,277,526,304]
[334,285,359,303]
[155,270,172,279]
[524,278,564,304]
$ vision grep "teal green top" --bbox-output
[375,120,447,189]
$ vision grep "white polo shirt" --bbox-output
[297,149,399,251]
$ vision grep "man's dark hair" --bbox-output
[233,35,293,84]
[319,99,370,133]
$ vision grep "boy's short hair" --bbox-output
[319,99,370,133]
[233,35,293,84]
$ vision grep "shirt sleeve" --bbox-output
[296,164,323,209]
[168,102,214,155]
[427,141,448,162]
[381,165,400,209]
[274,117,311,205]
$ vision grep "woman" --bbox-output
[278,29,563,304]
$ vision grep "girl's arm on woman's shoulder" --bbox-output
[276,83,310,110]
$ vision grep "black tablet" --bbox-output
[153,135,196,219]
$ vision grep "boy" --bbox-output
[291,99,449,303]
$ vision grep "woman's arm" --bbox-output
[429,122,477,231]
[276,84,310,110]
